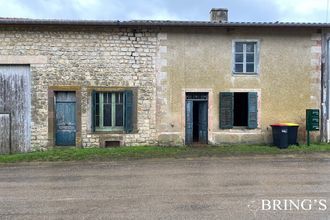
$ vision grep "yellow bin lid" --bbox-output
[280,122,299,126]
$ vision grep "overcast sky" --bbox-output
[0,0,329,23]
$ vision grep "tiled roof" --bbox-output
[0,17,329,28]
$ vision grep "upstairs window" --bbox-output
[233,41,259,74]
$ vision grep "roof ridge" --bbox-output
[0,17,328,27]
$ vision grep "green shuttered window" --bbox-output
[124,90,133,133]
[248,92,258,129]
[91,90,133,133]
[219,92,258,129]
[219,92,234,129]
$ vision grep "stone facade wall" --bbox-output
[0,26,160,149]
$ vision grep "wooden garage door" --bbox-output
[0,65,31,153]
[0,114,10,154]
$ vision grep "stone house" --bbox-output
[0,8,328,152]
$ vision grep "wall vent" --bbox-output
[104,141,121,148]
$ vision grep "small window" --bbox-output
[219,92,258,129]
[233,41,259,74]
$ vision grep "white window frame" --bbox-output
[232,39,260,75]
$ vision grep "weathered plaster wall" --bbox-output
[158,27,321,145]
[0,26,159,149]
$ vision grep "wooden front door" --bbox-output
[185,100,194,145]
[185,92,208,145]
[55,92,76,146]
[198,101,208,144]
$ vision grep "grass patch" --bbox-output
[0,146,186,163]
[0,144,330,163]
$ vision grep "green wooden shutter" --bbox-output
[91,90,96,132]
[219,92,234,129]
[124,90,133,133]
[248,92,258,129]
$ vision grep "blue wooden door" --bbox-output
[198,101,208,144]
[185,100,193,145]
[55,92,76,146]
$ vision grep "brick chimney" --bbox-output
[210,8,228,23]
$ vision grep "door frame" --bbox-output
[48,86,82,148]
[182,89,213,145]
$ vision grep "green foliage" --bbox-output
[0,144,329,163]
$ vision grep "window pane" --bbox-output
[235,64,243,72]
[95,103,100,127]
[96,103,99,113]
[246,43,255,52]
[103,103,112,126]
[104,93,111,104]
[108,93,112,103]
[96,93,99,104]
[235,54,243,62]
[116,93,123,104]
[96,115,100,127]
[116,104,123,126]
[115,93,124,126]
[246,64,255,72]
[95,93,100,127]
[235,42,243,52]
[246,53,255,62]
[103,93,112,127]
